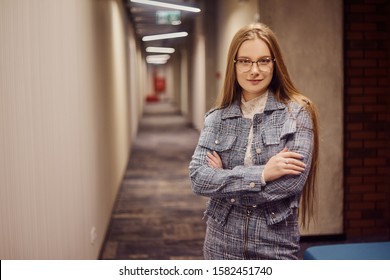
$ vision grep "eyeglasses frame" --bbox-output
[234,57,276,72]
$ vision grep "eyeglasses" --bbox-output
[234,57,275,72]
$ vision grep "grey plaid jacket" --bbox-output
[189,92,313,227]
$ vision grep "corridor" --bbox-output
[100,101,208,259]
[1,0,388,260]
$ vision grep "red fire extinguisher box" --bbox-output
[154,76,166,93]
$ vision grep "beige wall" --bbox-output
[259,0,344,235]
[179,49,189,116]
[0,0,140,259]
[215,0,260,97]
[128,22,145,139]
[189,8,207,130]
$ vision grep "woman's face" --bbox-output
[235,38,274,101]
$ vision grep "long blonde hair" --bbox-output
[216,22,319,229]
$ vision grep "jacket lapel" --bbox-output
[221,93,286,120]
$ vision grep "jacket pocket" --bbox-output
[264,203,294,225]
[204,197,233,226]
[199,130,237,168]
[262,118,297,145]
[199,131,237,152]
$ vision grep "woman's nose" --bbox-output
[250,63,261,74]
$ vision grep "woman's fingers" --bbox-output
[286,163,305,173]
[264,148,307,182]
[280,147,289,153]
[279,148,306,170]
[207,151,223,169]
[281,151,304,160]
[284,158,306,168]
[282,157,306,174]
[207,151,219,164]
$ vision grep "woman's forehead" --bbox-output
[237,38,271,57]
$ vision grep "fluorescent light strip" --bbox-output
[147,61,167,64]
[146,59,168,63]
[131,0,201,13]
[146,54,170,60]
[142,31,188,41]
[146,54,170,64]
[146,47,175,53]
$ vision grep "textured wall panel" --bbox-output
[0,0,133,259]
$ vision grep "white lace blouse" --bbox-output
[240,91,268,183]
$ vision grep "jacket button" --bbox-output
[256,148,261,154]
[230,198,236,203]
[249,182,255,188]
[215,139,220,144]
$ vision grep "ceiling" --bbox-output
[124,0,201,49]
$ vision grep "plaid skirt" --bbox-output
[203,204,300,260]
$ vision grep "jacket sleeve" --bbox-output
[189,110,265,198]
[240,106,314,205]
[189,106,314,205]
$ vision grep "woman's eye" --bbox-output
[241,60,251,65]
[260,57,271,64]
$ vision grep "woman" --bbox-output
[189,22,319,260]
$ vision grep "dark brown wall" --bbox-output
[344,0,390,239]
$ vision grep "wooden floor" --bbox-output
[99,101,208,260]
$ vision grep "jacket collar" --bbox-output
[221,92,286,119]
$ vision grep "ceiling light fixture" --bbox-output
[146,60,168,64]
[146,54,170,60]
[146,47,175,53]
[130,0,201,13]
[142,31,188,41]
[146,54,171,64]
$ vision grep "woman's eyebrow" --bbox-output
[236,55,272,59]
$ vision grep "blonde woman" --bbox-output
[189,22,319,259]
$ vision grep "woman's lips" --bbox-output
[248,79,262,85]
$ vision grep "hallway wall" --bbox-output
[127,20,146,140]
[190,9,207,130]
[0,0,138,259]
[215,0,260,98]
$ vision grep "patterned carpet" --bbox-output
[99,101,208,260]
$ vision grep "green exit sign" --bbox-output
[156,11,181,25]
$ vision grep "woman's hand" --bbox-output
[207,151,223,169]
[263,147,306,182]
